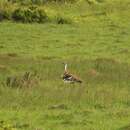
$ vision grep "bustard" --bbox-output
[62,63,82,83]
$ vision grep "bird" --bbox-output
[61,63,82,83]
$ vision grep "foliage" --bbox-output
[8,0,77,4]
[0,9,12,21]
[0,121,17,130]
[12,6,48,23]
[0,0,130,130]
[0,1,14,21]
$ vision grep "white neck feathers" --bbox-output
[65,64,67,72]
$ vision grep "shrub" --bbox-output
[46,0,77,3]
[0,120,17,130]
[0,10,4,21]
[8,0,42,5]
[12,6,48,23]
[0,1,13,21]
[8,0,77,4]
[0,9,11,21]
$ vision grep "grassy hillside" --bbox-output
[0,0,130,130]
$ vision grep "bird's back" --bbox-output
[63,71,82,83]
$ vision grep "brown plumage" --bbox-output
[62,63,82,83]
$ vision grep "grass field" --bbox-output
[0,0,130,130]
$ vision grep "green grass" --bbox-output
[0,0,130,130]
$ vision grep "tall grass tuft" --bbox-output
[54,15,72,24]
[6,71,40,88]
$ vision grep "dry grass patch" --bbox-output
[6,71,40,88]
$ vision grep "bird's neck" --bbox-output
[64,64,67,72]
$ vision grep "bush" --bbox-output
[0,120,17,130]
[0,10,11,21]
[0,10,4,21]
[8,0,77,4]
[8,0,46,5]
[12,6,48,23]
[0,1,13,21]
